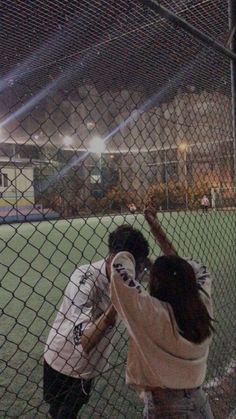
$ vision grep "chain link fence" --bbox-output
[0,1,235,418]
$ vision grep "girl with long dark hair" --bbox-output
[110,203,214,418]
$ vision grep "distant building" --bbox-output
[0,161,34,210]
[0,143,42,210]
[0,87,233,215]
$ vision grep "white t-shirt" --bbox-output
[111,252,213,390]
[44,260,120,379]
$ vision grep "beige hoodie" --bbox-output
[111,252,213,390]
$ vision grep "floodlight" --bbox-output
[89,136,105,155]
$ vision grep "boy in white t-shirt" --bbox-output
[43,224,149,419]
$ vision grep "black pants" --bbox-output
[43,361,92,419]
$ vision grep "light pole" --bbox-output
[89,136,106,185]
[164,150,169,210]
[229,1,236,190]
[178,141,188,209]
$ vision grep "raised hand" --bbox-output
[144,188,159,227]
[144,189,178,256]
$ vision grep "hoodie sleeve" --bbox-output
[186,258,213,318]
[186,259,212,298]
[110,251,151,336]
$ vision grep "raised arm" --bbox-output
[144,195,178,256]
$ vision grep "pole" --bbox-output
[164,151,169,210]
[12,143,18,221]
[99,153,102,183]
[183,148,188,210]
[229,0,236,187]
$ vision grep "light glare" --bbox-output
[64,136,73,146]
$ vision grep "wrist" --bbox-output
[104,307,116,325]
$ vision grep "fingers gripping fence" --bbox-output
[0,1,236,418]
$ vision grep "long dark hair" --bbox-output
[150,255,214,344]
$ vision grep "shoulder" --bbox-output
[64,260,106,304]
[112,252,136,283]
[111,252,142,292]
[66,260,106,297]
[71,260,105,283]
[184,257,212,297]
[112,251,135,267]
[185,258,209,278]
[70,264,94,286]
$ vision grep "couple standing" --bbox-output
[43,198,214,419]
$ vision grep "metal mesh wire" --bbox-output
[0,1,235,418]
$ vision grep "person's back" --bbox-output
[44,260,118,379]
[111,254,213,391]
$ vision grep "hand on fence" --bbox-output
[144,189,178,256]
[144,189,158,226]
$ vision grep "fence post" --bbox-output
[229,0,236,188]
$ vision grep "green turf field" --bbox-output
[0,211,235,418]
